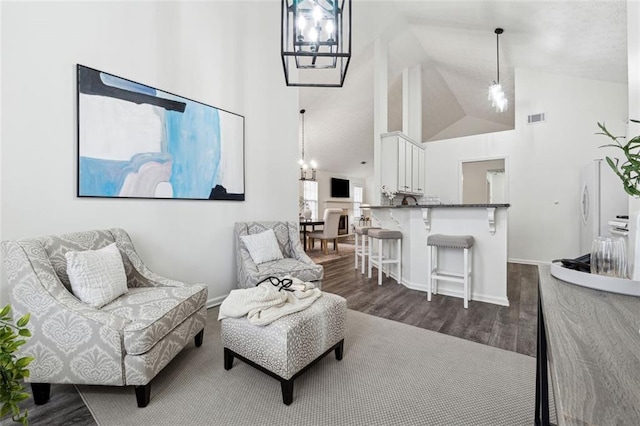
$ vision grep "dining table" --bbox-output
[299,220,324,251]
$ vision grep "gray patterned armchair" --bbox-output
[1,228,208,407]
[235,221,323,288]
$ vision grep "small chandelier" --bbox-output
[281,0,352,88]
[488,28,508,113]
[298,109,317,181]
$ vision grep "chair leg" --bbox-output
[397,238,402,285]
[281,379,294,405]
[463,247,469,309]
[322,240,328,255]
[334,239,339,253]
[384,239,389,278]
[378,238,383,286]
[427,246,432,301]
[194,329,204,347]
[469,246,473,301]
[224,347,234,370]
[354,233,359,269]
[31,383,50,405]
[135,383,151,408]
[335,339,344,360]
[432,246,439,295]
[361,234,367,275]
[368,236,373,279]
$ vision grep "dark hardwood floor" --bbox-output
[2,254,538,425]
[321,254,538,357]
[0,383,95,426]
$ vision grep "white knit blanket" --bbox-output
[218,278,322,326]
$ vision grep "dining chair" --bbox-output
[308,208,343,255]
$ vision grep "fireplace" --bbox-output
[338,214,348,235]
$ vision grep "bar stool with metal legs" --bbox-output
[427,234,475,309]
[368,229,402,286]
[354,226,380,274]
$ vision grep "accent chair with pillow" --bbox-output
[0,228,208,408]
[235,221,323,289]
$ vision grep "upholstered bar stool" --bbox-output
[354,226,380,274]
[368,229,402,286]
[427,234,475,309]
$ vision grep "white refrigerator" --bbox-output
[579,159,629,254]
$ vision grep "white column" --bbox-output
[628,2,640,279]
[373,37,388,206]
[0,2,4,306]
[402,64,422,142]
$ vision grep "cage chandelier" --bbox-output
[281,0,352,87]
[298,109,317,181]
[488,28,508,113]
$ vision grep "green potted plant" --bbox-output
[597,119,640,196]
[597,119,640,281]
[0,304,33,425]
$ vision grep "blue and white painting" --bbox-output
[77,65,245,200]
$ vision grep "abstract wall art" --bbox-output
[76,64,245,200]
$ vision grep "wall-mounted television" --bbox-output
[331,177,350,198]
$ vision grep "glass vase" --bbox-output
[591,236,627,278]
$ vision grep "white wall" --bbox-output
[424,68,627,263]
[0,2,3,270]
[365,175,376,206]
[0,1,299,305]
[428,116,513,142]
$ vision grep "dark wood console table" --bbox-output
[536,264,640,425]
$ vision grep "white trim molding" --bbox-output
[206,294,227,308]
[388,274,511,307]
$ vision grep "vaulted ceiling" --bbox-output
[298,0,627,178]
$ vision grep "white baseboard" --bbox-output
[399,276,510,307]
[508,258,545,266]
[207,294,227,308]
[467,292,510,306]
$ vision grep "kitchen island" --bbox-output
[369,204,510,306]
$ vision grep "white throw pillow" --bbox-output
[240,229,284,265]
[66,243,128,308]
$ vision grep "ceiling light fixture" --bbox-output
[281,0,352,88]
[488,28,508,113]
[298,109,317,181]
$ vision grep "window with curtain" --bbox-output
[303,181,319,220]
[353,185,363,219]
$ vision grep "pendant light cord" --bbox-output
[495,28,503,84]
[496,32,499,84]
[300,109,306,161]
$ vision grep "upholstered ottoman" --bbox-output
[221,292,347,405]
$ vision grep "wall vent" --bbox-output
[527,113,546,124]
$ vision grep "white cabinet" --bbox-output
[381,132,425,195]
[381,135,399,193]
[397,138,412,193]
[412,146,425,193]
[417,148,425,194]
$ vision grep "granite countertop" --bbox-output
[368,203,510,209]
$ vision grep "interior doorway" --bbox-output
[486,169,506,203]
[460,157,507,204]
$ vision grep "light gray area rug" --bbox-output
[79,307,536,426]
